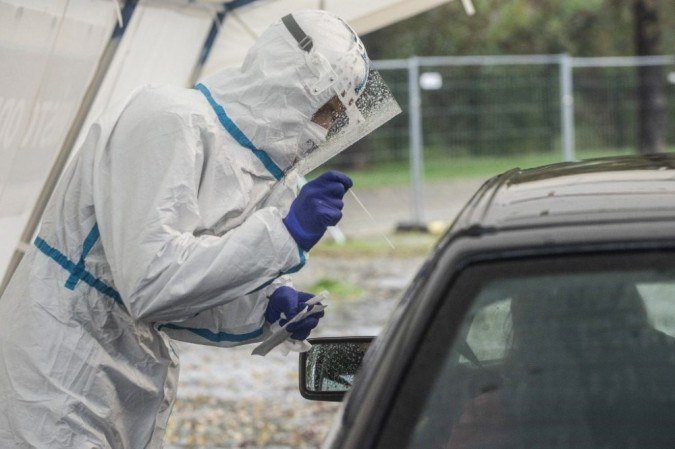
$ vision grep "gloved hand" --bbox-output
[265,286,325,340]
[283,170,353,251]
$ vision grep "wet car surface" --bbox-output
[310,155,675,449]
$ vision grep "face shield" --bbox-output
[281,13,401,184]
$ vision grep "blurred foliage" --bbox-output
[362,0,674,59]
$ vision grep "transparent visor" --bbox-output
[287,68,401,182]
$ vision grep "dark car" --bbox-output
[300,154,675,449]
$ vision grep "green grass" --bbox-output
[312,232,439,259]
[328,148,637,189]
[307,277,365,300]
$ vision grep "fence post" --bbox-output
[559,53,576,161]
[407,55,426,228]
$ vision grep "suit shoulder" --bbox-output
[115,85,209,131]
[125,85,203,117]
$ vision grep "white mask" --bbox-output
[298,121,329,155]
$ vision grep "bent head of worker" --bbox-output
[198,10,400,180]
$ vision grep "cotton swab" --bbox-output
[348,189,396,250]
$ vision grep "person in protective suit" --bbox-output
[0,10,374,448]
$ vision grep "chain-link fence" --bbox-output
[573,61,675,152]
[333,55,675,169]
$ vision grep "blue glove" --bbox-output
[265,286,325,340]
[283,170,353,251]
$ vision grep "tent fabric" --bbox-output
[201,0,451,76]
[0,0,118,279]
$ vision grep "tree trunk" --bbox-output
[634,0,666,154]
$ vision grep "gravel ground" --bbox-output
[165,255,426,449]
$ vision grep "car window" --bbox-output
[377,252,675,449]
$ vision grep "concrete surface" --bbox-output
[336,178,484,238]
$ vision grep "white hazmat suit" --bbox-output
[0,10,368,448]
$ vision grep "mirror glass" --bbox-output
[304,339,372,393]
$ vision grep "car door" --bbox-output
[373,250,675,449]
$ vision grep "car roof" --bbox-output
[453,154,675,232]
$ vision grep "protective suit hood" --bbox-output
[198,9,368,176]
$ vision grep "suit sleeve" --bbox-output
[94,92,304,323]
[159,276,294,347]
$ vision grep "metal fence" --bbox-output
[329,54,675,225]
[334,54,675,166]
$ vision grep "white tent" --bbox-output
[0,0,451,288]
[201,0,452,76]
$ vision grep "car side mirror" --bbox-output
[299,336,374,402]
